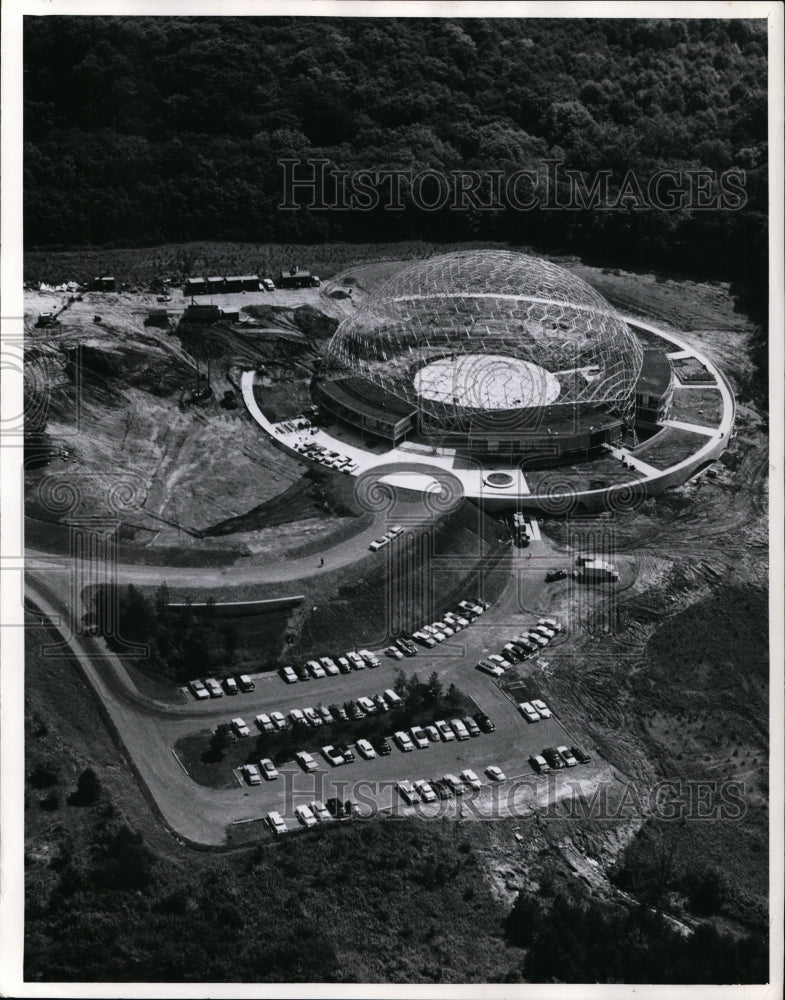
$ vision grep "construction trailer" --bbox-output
[145,308,169,327]
[184,277,207,297]
[279,266,319,289]
[580,559,619,582]
[184,303,221,323]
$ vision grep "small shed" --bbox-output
[184,303,221,323]
[91,275,115,291]
[279,266,314,289]
[240,274,261,291]
[184,277,206,296]
[206,276,225,294]
[146,308,169,327]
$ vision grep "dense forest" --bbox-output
[23,17,767,317]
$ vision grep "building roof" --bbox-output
[281,269,311,279]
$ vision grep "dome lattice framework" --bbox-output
[325,250,644,442]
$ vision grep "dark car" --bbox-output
[326,797,353,818]
[430,779,454,800]
[571,745,592,764]
[336,742,355,763]
[510,641,534,658]
[542,747,566,770]
[463,716,481,737]
[371,735,392,756]
[330,704,349,723]
[545,569,569,582]
[473,712,496,733]
[501,644,521,663]
[294,663,311,682]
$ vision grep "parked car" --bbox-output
[224,677,239,695]
[336,742,355,763]
[372,694,389,713]
[204,678,223,698]
[435,719,455,742]
[384,688,403,707]
[413,780,437,803]
[259,757,279,780]
[396,638,418,656]
[255,713,274,733]
[410,725,429,749]
[431,779,454,800]
[571,745,592,764]
[280,666,298,684]
[371,735,392,756]
[329,704,349,723]
[385,645,404,660]
[189,679,209,700]
[303,707,323,727]
[388,524,404,537]
[347,651,365,670]
[519,702,541,723]
[357,696,377,715]
[526,633,549,648]
[539,618,563,632]
[295,805,317,828]
[232,717,251,738]
[557,745,578,767]
[534,625,556,639]
[356,738,376,760]
[241,764,261,785]
[337,657,352,674]
[542,747,566,770]
[295,751,317,772]
[394,731,415,752]
[318,705,334,724]
[267,810,287,835]
[531,699,552,718]
[322,745,345,767]
[502,643,522,663]
[319,657,339,676]
[473,712,496,733]
[477,660,504,677]
[461,768,482,790]
[450,719,470,741]
[294,663,311,682]
[289,708,307,728]
[485,765,507,782]
[425,724,440,743]
[359,649,381,668]
[462,717,480,737]
[397,780,419,805]
[529,754,550,774]
[237,674,255,692]
[545,569,568,582]
[307,660,326,679]
[412,631,436,648]
[270,711,287,731]
[347,701,365,721]
[369,537,389,551]
[311,800,331,823]
[488,654,512,670]
[443,774,465,796]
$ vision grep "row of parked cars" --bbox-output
[518,698,553,723]
[398,764,507,804]
[280,649,380,684]
[293,439,358,472]
[369,524,404,551]
[266,795,352,835]
[279,647,381,684]
[529,745,591,773]
[291,711,496,774]
[408,599,488,649]
[188,674,255,700]
[476,617,562,677]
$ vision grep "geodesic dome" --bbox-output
[325,250,644,434]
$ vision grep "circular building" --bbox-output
[316,250,649,463]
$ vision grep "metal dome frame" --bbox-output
[325,250,644,441]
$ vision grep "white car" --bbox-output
[539,618,562,632]
[289,708,307,728]
[189,679,209,700]
[413,631,436,648]
[267,810,287,835]
[262,278,275,291]
[394,731,415,752]
[295,751,317,772]
[477,661,505,677]
[281,666,298,684]
[450,719,470,741]
[519,701,542,723]
[295,804,317,828]
[303,707,323,727]
[311,800,331,822]
[534,625,556,639]
[425,725,440,742]
[434,720,455,742]
[270,711,287,731]
[319,657,340,676]
[359,649,380,668]
[488,654,512,670]
[322,745,345,767]
[385,645,404,660]
[388,524,404,537]
[433,621,454,636]
[357,696,377,715]
[260,757,279,780]
[413,779,437,803]
[369,537,389,551]
[307,660,326,679]
[356,738,377,760]
[256,713,275,733]
[346,651,365,670]
[531,699,552,719]
[318,705,334,724]
[204,678,223,698]
[526,632,549,648]
[397,780,419,804]
[485,765,507,782]
[409,726,429,749]
[241,764,261,785]
[443,774,465,796]
[461,769,482,791]
[232,718,251,738]
[557,745,578,767]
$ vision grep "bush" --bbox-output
[69,768,102,807]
